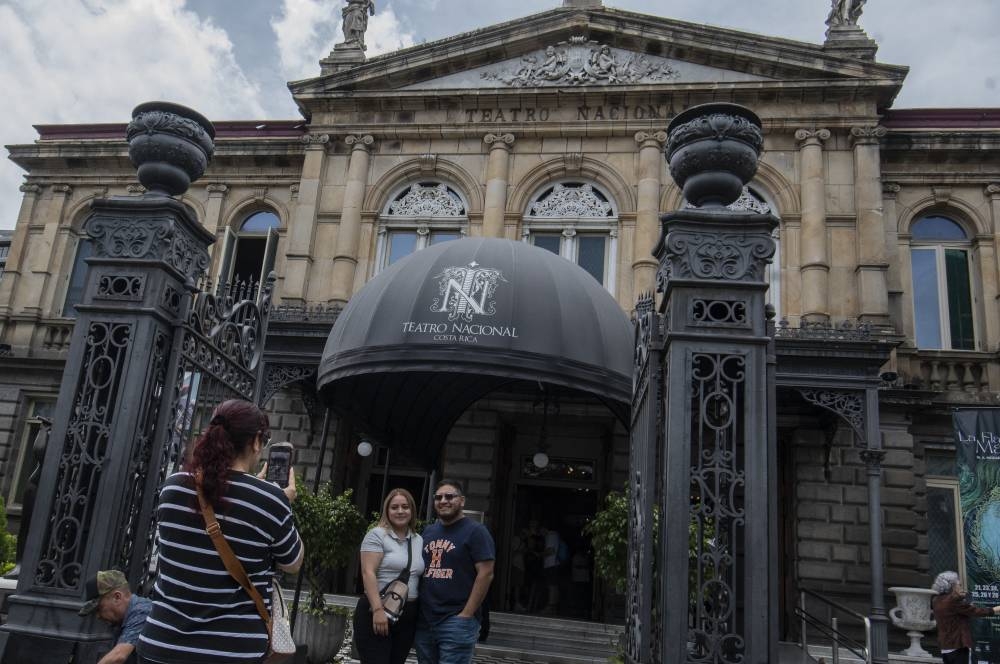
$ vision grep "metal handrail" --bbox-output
[795,588,872,664]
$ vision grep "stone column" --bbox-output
[982,184,1000,379]
[633,131,667,299]
[795,128,831,323]
[284,133,330,303]
[851,125,890,327]
[203,183,229,236]
[0,185,43,318]
[331,134,374,304]
[482,133,515,238]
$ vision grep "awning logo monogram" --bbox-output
[431,261,506,322]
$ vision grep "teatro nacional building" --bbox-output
[0,0,998,634]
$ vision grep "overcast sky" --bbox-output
[1,0,997,229]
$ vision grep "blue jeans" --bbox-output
[414,614,480,664]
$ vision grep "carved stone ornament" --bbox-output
[52,184,73,195]
[883,182,901,196]
[126,183,146,194]
[794,128,831,146]
[480,37,678,87]
[126,102,215,196]
[19,184,41,195]
[529,183,613,218]
[86,216,210,278]
[206,183,229,195]
[565,153,584,174]
[826,0,866,28]
[850,125,887,145]
[346,134,374,149]
[388,183,465,217]
[300,133,330,147]
[483,133,515,148]
[663,231,776,282]
[419,153,438,172]
[634,131,667,147]
[985,183,1000,197]
[684,187,771,214]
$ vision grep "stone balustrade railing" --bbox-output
[895,348,996,394]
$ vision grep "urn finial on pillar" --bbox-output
[126,101,215,197]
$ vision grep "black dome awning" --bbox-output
[317,238,632,464]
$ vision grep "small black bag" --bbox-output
[379,536,411,624]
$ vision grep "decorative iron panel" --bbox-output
[626,297,661,664]
[689,352,747,664]
[35,321,133,590]
[113,328,169,572]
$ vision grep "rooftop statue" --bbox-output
[825,0,866,28]
[342,0,375,50]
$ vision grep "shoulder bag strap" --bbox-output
[195,476,273,642]
[401,536,412,582]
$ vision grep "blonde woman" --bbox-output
[354,488,424,664]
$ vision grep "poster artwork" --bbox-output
[955,408,1000,663]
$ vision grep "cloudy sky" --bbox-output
[1,0,997,228]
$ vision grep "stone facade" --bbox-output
[0,0,997,630]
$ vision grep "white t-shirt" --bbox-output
[360,527,425,598]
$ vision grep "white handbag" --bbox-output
[270,582,296,655]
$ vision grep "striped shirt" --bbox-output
[137,472,302,664]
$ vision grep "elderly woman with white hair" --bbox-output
[931,571,1000,664]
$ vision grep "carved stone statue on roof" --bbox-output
[825,0,866,28]
[342,0,375,50]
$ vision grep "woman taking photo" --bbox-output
[138,399,303,664]
[354,488,425,664]
[931,570,1000,664]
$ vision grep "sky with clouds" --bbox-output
[1,0,997,228]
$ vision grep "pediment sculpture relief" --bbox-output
[481,37,679,87]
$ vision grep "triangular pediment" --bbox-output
[290,6,906,102]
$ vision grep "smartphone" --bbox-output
[265,442,294,488]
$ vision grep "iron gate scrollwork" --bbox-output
[688,351,747,664]
[35,322,134,589]
[626,293,663,664]
[133,274,275,589]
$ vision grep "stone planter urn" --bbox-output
[293,610,348,664]
[126,101,215,196]
[888,586,937,658]
[665,102,764,208]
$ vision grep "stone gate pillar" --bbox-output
[654,103,778,664]
[0,103,216,664]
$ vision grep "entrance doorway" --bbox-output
[503,484,598,619]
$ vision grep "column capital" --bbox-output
[18,184,41,196]
[794,128,831,147]
[850,125,887,146]
[985,183,1000,198]
[882,182,901,197]
[634,130,667,148]
[52,184,73,195]
[484,133,515,150]
[300,133,330,148]
[345,134,374,151]
[206,183,229,196]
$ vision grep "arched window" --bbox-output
[910,214,975,350]
[375,182,467,270]
[523,182,618,290]
[62,235,95,317]
[216,210,280,290]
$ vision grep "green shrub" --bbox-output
[291,483,366,613]
[0,497,17,575]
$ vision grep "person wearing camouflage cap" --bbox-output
[79,570,152,664]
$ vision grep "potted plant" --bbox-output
[291,483,367,664]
